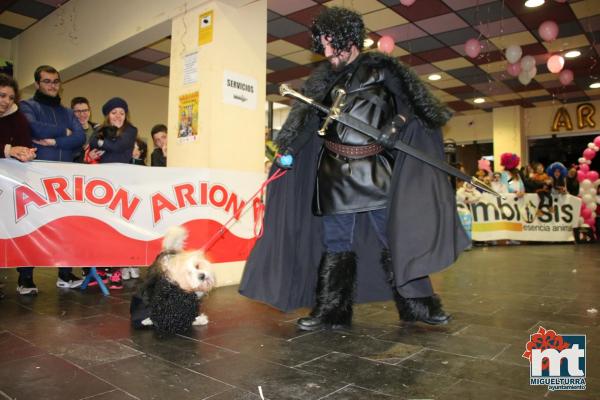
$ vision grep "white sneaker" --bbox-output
[121,268,131,281]
[130,267,140,279]
[56,273,83,289]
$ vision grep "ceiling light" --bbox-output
[428,74,442,81]
[364,38,374,48]
[524,0,544,7]
[565,50,581,58]
[473,98,486,104]
[590,82,600,89]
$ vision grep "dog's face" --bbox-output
[160,250,215,293]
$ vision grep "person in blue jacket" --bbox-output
[16,65,86,295]
[20,65,85,162]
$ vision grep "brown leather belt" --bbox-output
[324,140,384,159]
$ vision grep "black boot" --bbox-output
[381,249,450,325]
[297,251,356,331]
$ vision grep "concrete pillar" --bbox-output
[493,106,527,169]
[167,0,266,285]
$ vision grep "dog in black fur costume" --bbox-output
[130,226,215,336]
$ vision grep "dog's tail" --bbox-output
[162,226,188,251]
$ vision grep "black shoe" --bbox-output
[296,316,349,331]
[17,276,38,295]
[397,295,451,325]
[302,252,356,330]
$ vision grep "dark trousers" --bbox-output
[322,209,433,298]
[17,267,73,279]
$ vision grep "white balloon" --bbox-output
[518,70,532,85]
[588,142,595,149]
[506,44,523,64]
[579,217,585,225]
[581,179,592,190]
[594,179,600,187]
[589,202,597,211]
[579,157,587,164]
[582,223,590,228]
[583,194,593,203]
[527,65,537,79]
[520,55,536,71]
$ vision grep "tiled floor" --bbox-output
[0,244,599,399]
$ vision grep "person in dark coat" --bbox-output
[0,74,36,162]
[0,73,36,299]
[89,97,137,164]
[150,124,167,167]
[239,7,469,330]
[20,65,85,162]
[17,65,85,294]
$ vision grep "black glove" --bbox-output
[275,150,294,170]
[378,114,409,149]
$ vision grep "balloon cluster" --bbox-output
[577,135,600,229]
[502,19,573,86]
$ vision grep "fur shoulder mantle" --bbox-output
[275,52,452,149]
[358,52,452,129]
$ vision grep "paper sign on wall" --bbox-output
[183,52,198,85]
[223,70,257,110]
[198,10,214,46]
[178,92,199,143]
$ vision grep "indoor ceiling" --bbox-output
[1,0,599,116]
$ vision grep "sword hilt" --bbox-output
[318,88,345,136]
[279,84,329,114]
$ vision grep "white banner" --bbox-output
[457,193,582,242]
[0,160,264,267]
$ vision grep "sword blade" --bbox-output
[280,84,503,198]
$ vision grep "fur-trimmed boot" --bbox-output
[381,249,450,325]
[297,251,357,331]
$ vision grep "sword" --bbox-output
[279,84,502,198]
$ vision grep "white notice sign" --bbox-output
[223,70,257,109]
[183,52,198,85]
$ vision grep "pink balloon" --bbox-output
[581,206,592,219]
[577,170,587,182]
[559,69,573,85]
[587,171,599,182]
[539,20,559,42]
[400,0,416,5]
[506,62,521,77]
[464,38,482,58]
[377,35,395,54]
[593,136,600,147]
[547,54,565,73]
[584,148,596,160]
[580,163,590,173]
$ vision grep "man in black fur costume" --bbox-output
[239,7,469,330]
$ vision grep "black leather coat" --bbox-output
[315,59,397,215]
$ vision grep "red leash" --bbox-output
[200,168,287,252]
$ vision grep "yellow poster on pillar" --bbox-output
[178,92,199,143]
[198,11,214,46]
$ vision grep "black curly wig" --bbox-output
[311,7,365,55]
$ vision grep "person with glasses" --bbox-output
[17,65,86,294]
[71,96,99,163]
[20,65,85,162]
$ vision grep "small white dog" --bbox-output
[130,226,215,336]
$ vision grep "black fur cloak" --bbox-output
[239,53,469,312]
